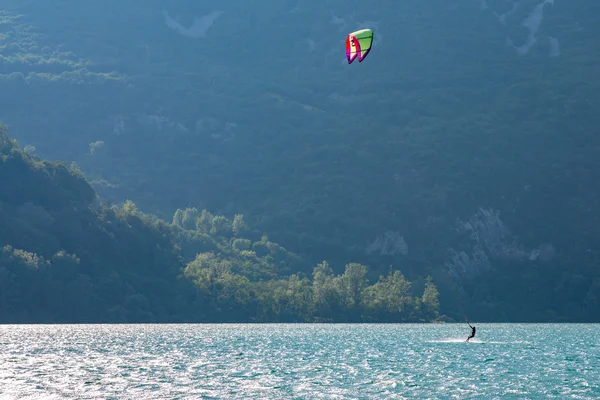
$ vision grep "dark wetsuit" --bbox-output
[466,325,476,342]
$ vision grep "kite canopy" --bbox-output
[346,28,373,64]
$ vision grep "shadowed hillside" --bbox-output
[1,0,600,321]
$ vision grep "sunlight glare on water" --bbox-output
[1,324,599,399]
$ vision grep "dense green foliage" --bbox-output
[1,0,600,322]
[0,124,440,323]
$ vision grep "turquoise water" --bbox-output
[1,324,599,399]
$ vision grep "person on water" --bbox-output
[466,322,476,342]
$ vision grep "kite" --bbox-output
[346,29,373,64]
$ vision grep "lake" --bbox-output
[1,324,599,399]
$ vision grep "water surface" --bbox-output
[1,324,599,399]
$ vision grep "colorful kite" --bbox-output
[346,29,373,64]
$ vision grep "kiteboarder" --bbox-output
[466,322,476,342]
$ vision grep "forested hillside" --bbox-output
[0,125,440,323]
[1,0,600,321]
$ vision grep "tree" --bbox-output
[422,275,440,319]
[362,269,412,321]
[341,263,368,313]
[312,261,344,320]
[232,214,248,236]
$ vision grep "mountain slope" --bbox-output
[1,0,600,320]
